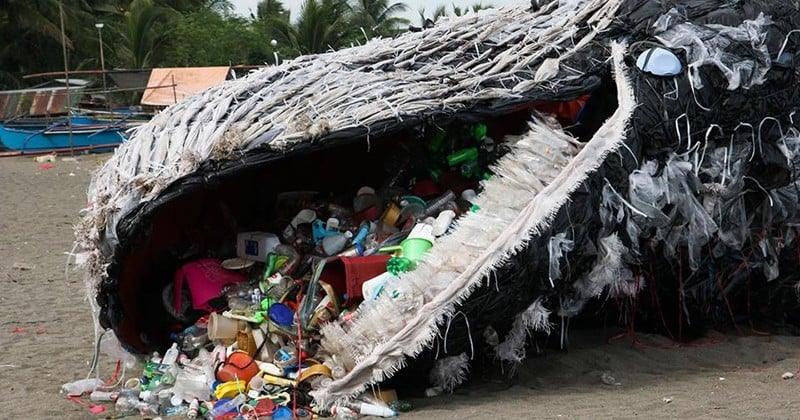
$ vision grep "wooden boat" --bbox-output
[0,116,128,154]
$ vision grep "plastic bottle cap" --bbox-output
[269,303,295,326]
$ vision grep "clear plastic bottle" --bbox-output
[208,394,246,418]
[60,378,105,396]
[161,363,180,386]
[162,342,180,367]
[187,398,200,418]
[89,390,119,402]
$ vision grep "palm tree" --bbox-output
[350,0,410,38]
[270,0,351,55]
[256,0,290,20]
[0,0,82,87]
[117,0,176,68]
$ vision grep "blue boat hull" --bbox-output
[0,120,127,152]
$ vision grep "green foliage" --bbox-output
[271,0,353,55]
[0,0,426,89]
[167,10,268,66]
[116,0,177,68]
[350,0,410,38]
[0,0,87,87]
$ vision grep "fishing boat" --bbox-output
[0,116,129,154]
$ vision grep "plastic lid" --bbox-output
[269,303,295,326]
[636,47,682,76]
[273,406,293,420]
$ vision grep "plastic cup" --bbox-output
[407,223,435,243]
[207,312,242,341]
[290,209,317,227]
[400,238,433,262]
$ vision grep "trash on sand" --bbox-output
[34,154,56,163]
[12,262,35,271]
[601,372,621,386]
[662,396,673,404]
[782,372,794,380]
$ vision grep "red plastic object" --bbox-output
[216,351,260,383]
[411,179,442,198]
[320,255,391,306]
[353,205,381,225]
[173,258,246,312]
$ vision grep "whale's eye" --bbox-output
[635,47,683,77]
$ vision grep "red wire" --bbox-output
[294,298,303,420]
[104,361,121,387]
[678,248,684,341]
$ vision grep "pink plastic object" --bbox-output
[174,258,246,313]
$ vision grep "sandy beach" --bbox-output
[2,154,799,419]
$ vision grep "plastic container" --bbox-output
[237,231,280,262]
[362,272,399,301]
[207,312,242,341]
[321,231,353,256]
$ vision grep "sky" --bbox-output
[229,0,525,24]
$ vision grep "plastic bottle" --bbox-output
[209,394,246,418]
[164,405,188,416]
[423,190,457,218]
[60,378,105,396]
[187,398,199,418]
[350,402,396,417]
[351,221,371,248]
[162,342,180,367]
[161,363,180,386]
[100,333,137,369]
[89,390,119,402]
[320,231,353,256]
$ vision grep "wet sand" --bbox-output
[1,154,799,419]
